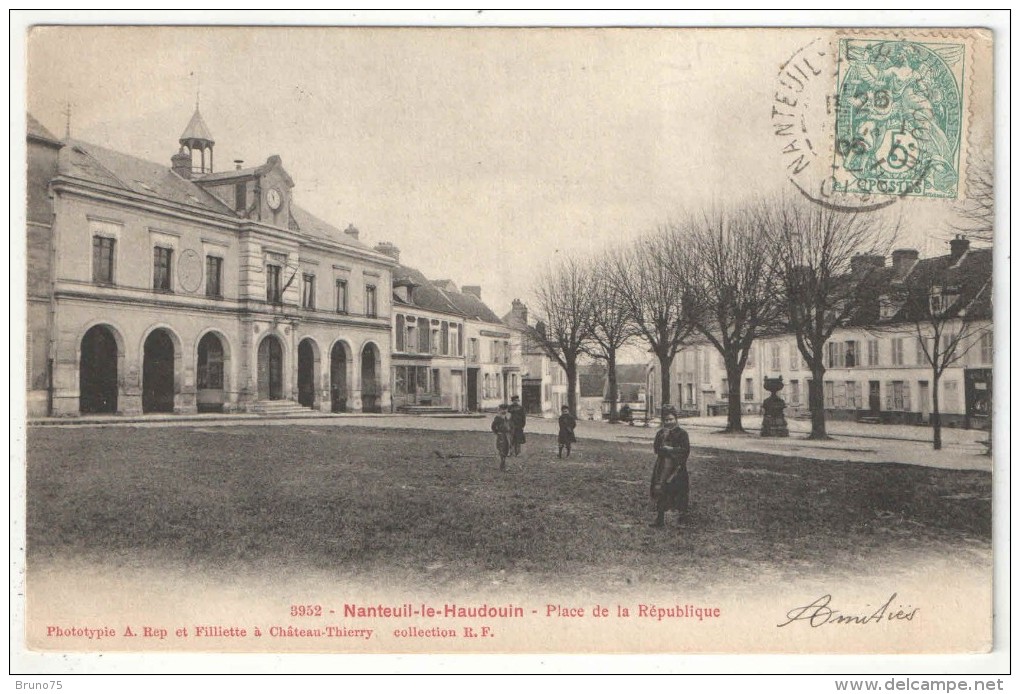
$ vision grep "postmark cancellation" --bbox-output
[833,37,967,200]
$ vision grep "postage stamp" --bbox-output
[832,38,967,200]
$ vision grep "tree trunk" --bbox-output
[932,373,942,451]
[566,361,579,418]
[808,363,829,439]
[725,359,745,433]
[658,352,673,416]
[606,351,619,422]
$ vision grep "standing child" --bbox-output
[508,395,527,456]
[557,405,577,458]
[649,409,691,528]
[491,404,511,472]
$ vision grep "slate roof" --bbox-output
[614,363,648,384]
[847,246,992,326]
[441,286,504,324]
[27,114,61,144]
[60,139,235,214]
[392,265,465,317]
[289,203,373,251]
[889,247,993,323]
[392,267,506,324]
[53,135,380,255]
[502,309,527,332]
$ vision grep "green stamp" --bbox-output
[833,38,965,199]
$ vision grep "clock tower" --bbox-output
[255,154,295,227]
[172,105,215,178]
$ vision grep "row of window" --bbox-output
[698,332,994,378]
[394,315,463,356]
[94,235,379,316]
[94,237,225,297]
[283,270,376,316]
[818,379,962,413]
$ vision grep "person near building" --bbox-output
[649,408,691,528]
[491,404,511,472]
[620,403,633,425]
[557,405,577,458]
[508,395,527,456]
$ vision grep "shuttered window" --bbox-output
[418,319,430,353]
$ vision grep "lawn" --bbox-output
[26,424,992,591]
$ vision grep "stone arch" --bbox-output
[328,338,354,413]
[360,340,382,413]
[139,324,184,413]
[297,336,321,408]
[256,331,287,401]
[195,329,233,413]
[78,322,126,414]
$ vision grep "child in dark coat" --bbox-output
[491,404,511,471]
[557,405,577,458]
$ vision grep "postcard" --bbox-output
[14,19,1003,670]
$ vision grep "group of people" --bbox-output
[488,400,691,528]
[489,397,577,471]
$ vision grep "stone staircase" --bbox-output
[251,400,316,416]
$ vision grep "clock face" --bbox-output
[266,188,282,211]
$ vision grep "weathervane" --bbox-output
[62,101,72,139]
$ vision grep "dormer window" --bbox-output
[879,295,901,320]
[929,285,960,317]
[394,277,417,304]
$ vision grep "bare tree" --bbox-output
[583,255,636,422]
[683,206,783,433]
[763,198,896,439]
[529,257,596,417]
[888,269,990,450]
[612,229,697,415]
[950,153,993,245]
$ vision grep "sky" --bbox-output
[25,23,992,333]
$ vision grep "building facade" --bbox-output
[27,109,395,417]
[379,248,518,413]
[456,286,518,412]
[645,239,992,429]
[386,256,467,412]
[503,299,578,418]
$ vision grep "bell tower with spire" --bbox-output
[172,96,215,179]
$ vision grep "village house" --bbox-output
[503,299,579,417]
[645,238,992,429]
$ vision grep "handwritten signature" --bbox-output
[777,593,919,628]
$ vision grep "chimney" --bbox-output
[171,148,192,179]
[511,298,528,325]
[950,234,970,262]
[373,241,400,262]
[462,285,482,300]
[234,159,244,170]
[891,248,919,275]
[344,224,360,241]
[850,253,885,273]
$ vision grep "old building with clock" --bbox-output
[26,107,396,416]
